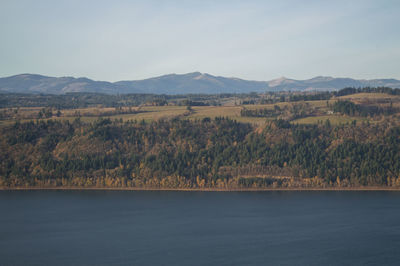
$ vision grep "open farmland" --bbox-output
[1,90,400,127]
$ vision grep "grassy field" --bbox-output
[336,93,400,109]
[1,92,399,127]
[337,93,398,100]
[0,106,376,127]
[292,115,368,125]
[190,106,240,118]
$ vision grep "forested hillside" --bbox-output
[1,117,400,189]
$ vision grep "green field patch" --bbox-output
[292,115,367,125]
[338,93,399,100]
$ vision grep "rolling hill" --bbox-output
[0,72,399,94]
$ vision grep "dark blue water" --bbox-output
[1,191,400,265]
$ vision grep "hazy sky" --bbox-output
[1,0,399,81]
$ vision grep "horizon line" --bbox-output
[1,72,400,83]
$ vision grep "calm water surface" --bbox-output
[1,190,400,265]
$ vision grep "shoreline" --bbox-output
[1,186,400,192]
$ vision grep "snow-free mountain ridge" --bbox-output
[0,72,399,94]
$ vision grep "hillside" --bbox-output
[115,72,267,94]
[1,73,400,95]
[1,87,400,189]
[1,116,400,189]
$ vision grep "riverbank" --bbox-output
[1,186,400,191]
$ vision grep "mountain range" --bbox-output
[1,72,399,94]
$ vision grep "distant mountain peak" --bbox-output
[1,73,399,94]
[268,76,295,87]
[308,76,335,82]
[193,73,214,80]
[311,75,333,79]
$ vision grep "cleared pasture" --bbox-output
[292,115,368,125]
[1,93,398,127]
[337,93,399,100]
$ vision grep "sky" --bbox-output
[1,0,399,81]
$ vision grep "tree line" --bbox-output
[333,100,396,117]
[1,117,400,189]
